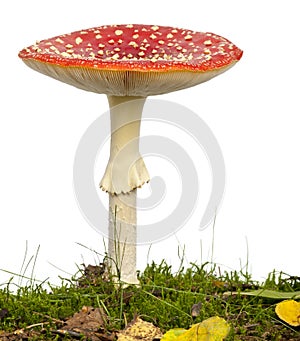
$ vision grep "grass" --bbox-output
[0,258,300,340]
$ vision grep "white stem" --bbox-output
[108,190,138,284]
[101,96,150,285]
[100,96,149,194]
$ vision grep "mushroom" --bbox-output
[18,24,242,285]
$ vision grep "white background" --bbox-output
[1,0,299,287]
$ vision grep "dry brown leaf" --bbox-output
[62,305,106,331]
[117,316,162,341]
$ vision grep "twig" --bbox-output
[32,311,65,324]
[0,322,50,337]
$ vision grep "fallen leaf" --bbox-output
[275,300,300,327]
[63,305,106,331]
[55,306,115,340]
[117,316,162,341]
[160,328,186,340]
[223,289,300,300]
[161,316,230,341]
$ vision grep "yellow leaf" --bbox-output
[161,328,186,340]
[199,317,230,340]
[161,316,230,341]
[275,300,300,327]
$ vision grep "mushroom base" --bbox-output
[108,190,139,285]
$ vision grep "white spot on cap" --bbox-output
[115,30,123,36]
[129,41,138,48]
[111,53,120,60]
[60,52,71,57]
[55,38,64,44]
[95,34,102,39]
[151,25,159,31]
[167,33,173,39]
[184,34,193,40]
[204,40,212,46]
[75,37,83,45]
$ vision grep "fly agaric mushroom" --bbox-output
[19,24,242,285]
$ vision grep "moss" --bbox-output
[0,261,299,340]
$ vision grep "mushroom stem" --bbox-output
[101,96,150,284]
[100,96,149,194]
[108,190,138,285]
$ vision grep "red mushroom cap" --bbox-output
[19,24,243,96]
